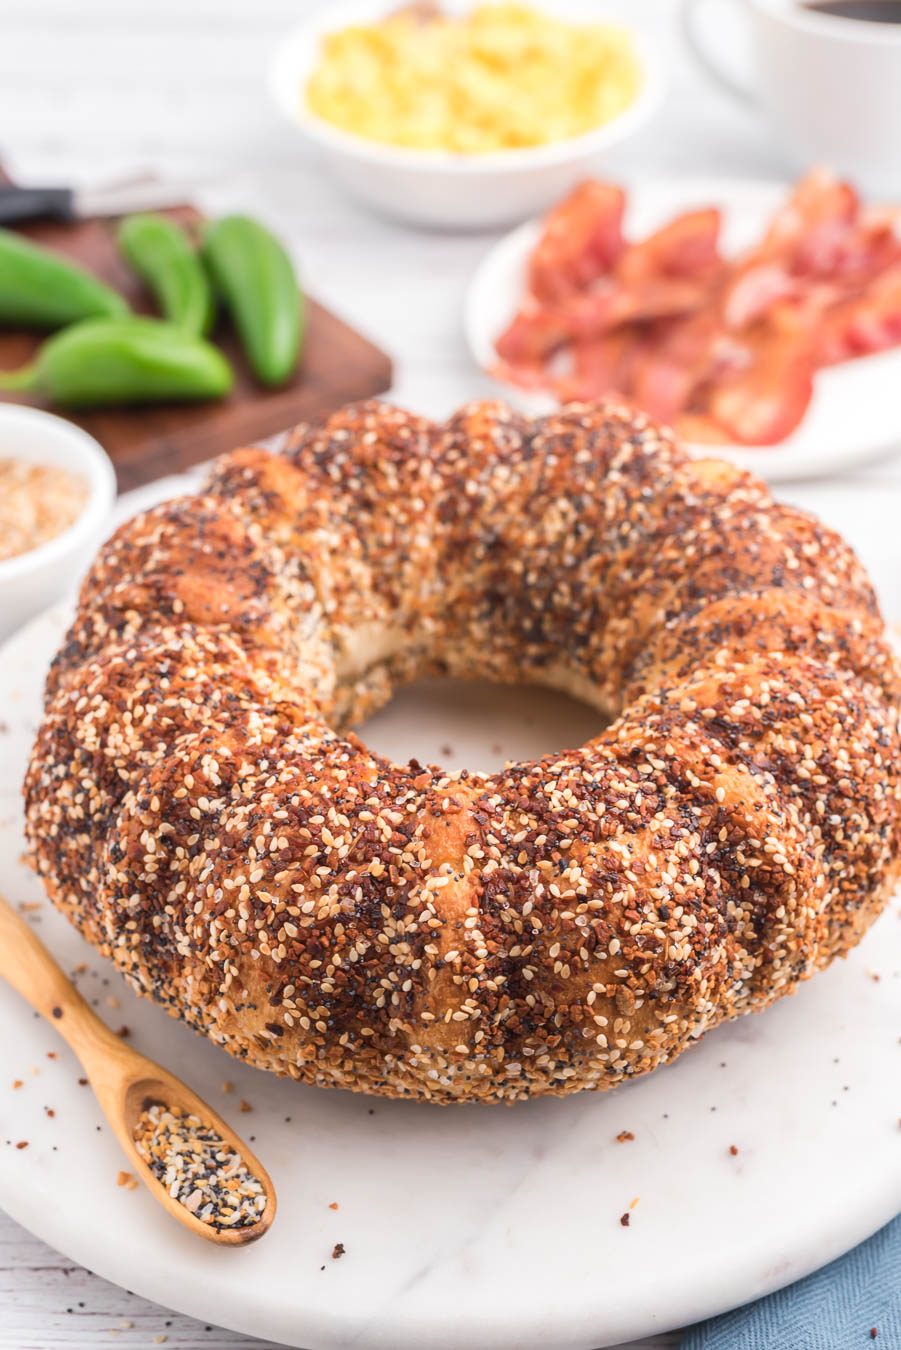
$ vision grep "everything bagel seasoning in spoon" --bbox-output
[133,1103,265,1230]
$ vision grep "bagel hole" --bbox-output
[358,677,607,773]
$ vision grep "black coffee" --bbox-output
[805,1,901,20]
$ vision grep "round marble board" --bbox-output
[1,601,900,1350]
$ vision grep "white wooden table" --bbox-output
[2,2,900,1345]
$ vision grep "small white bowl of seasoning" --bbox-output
[0,404,116,643]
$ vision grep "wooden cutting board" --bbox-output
[0,185,392,492]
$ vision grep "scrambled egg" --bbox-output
[305,3,642,153]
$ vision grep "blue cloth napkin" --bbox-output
[681,1214,901,1349]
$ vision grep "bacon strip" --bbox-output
[492,170,901,445]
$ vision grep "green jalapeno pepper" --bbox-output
[0,227,129,328]
[202,215,304,386]
[0,316,233,407]
[118,213,214,336]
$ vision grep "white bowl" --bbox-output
[0,406,116,643]
[268,0,665,229]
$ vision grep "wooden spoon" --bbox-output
[0,893,276,1246]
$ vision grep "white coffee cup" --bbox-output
[682,0,901,195]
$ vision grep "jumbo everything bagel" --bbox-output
[24,400,901,1101]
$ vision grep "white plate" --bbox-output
[465,177,901,482]
[2,602,901,1350]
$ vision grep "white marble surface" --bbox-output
[2,1,901,1346]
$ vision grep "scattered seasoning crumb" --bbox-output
[133,1103,265,1231]
[616,1130,635,1142]
[155,1338,168,1345]
[619,1212,630,1227]
[329,1201,339,1210]
[15,1141,28,1150]
[221,1081,233,1094]
[78,1077,88,1086]
[114,1026,130,1038]
[440,744,454,757]
[45,1107,55,1118]
[729,1144,739,1156]
[119,1321,133,1330]
[12,1080,22,1090]
[630,1196,639,1209]
[332,1242,345,1259]
[106,996,119,1009]
[124,1177,138,1191]
[116,1170,133,1187]
[239,1099,252,1113]
[871,1329,878,1340]
[46,1051,56,1059]
[18,901,42,913]
[29,1067,39,1075]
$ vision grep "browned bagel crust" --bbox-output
[24,400,901,1102]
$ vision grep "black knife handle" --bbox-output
[0,186,76,225]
